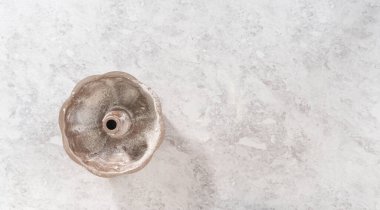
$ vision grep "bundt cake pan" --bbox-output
[59,71,164,177]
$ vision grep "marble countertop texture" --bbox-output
[1,0,380,209]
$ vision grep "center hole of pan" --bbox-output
[106,119,117,130]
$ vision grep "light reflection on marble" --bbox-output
[0,0,379,209]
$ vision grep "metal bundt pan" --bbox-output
[59,71,164,177]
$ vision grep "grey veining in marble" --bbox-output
[1,0,380,209]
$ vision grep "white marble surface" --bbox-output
[1,0,380,209]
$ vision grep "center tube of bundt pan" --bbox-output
[102,108,132,138]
